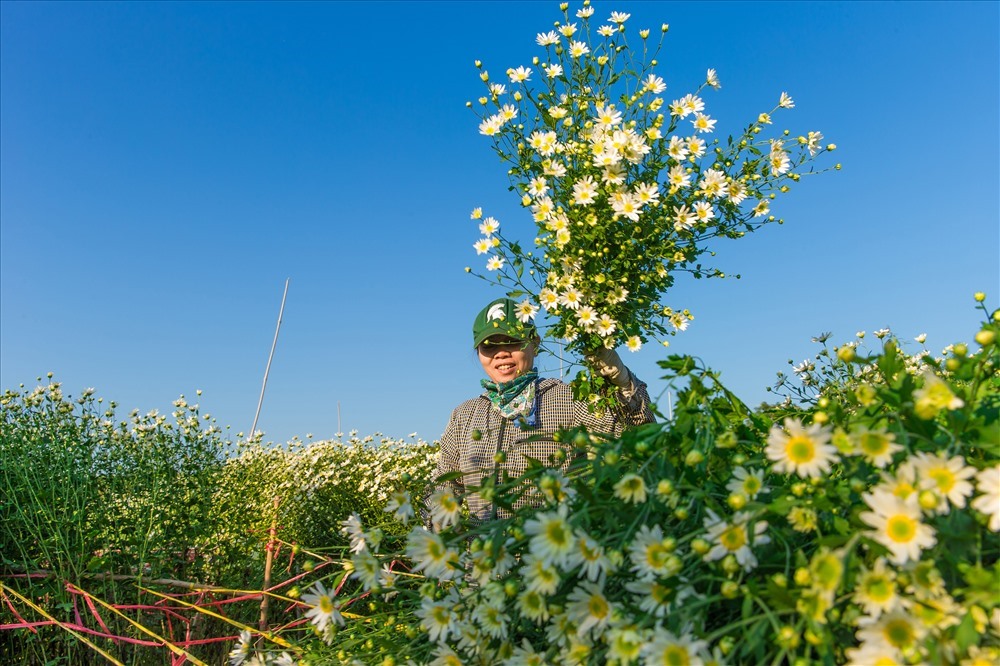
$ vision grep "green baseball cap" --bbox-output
[472,297,538,349]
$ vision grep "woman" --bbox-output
[432,297,655,523]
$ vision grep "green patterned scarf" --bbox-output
[482,369,538,421]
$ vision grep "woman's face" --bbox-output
[478,336,537,384]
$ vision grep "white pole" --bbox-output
[250,278,290,439]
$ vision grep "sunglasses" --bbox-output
[478,338,530,353]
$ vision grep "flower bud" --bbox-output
[721,580,740,597]
[813,411,829,424]
[685,449,705,466]
[837,346,856,362]
[953,343,968,356]
[722,555,740,575]
[777,626,800,649]
[691,538,710,555]
[674,507,689,520]
[918,490,938,511]
[716,431,737,449]
[974,291,986,302]
[975,329,995,346]
[727,493,747,510]
[826,143,836,151]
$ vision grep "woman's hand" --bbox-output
[584,347,631,388]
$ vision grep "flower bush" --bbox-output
[0,380,438,664]
[466,1,835,404]
[296,300,999,666]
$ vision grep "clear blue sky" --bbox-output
[2,1,997,445]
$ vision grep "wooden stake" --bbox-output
[259,496,280,631]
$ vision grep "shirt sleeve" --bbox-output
[434,405,466,495]
[575,366,656,436]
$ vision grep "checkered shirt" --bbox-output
[433,370,655,521]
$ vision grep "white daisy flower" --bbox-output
[565,579,612,638]
[515,299,540,323]
[859,489,936,565]
[301,582,345,634]
[971,464,1000,531]
[765,418,837,478]
[702,509,770,571]
[642,628,708,666]
[524,505,576,568]
[428,488,462,530]
[628,524,680,580]
[913,451,976,513]
[228,629,252,665]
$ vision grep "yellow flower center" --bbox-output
[882,618,916,648]
[812,554,843,590]
[623,477,643,494]
[523,591,543,611]
[927,467,956,494]
[743,477,762,495]
[646,542,670,568]
[886,515,917,543]
[318,595,335,614]
[535,562,557,584]
[785,435,816,464]
[651,582,671,604]
[720,525,747,551]
[859,432,889,456]
[661,645,690,666]
[579,540,600,562]
[864,575,893,602]
[892,481,915,499]
[546,521,570,547]
[588,594,609,619]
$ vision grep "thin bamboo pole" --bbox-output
[250,278,290,438]
[258,496,280,630]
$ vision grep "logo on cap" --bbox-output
[487,303,506,321]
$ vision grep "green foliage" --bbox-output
[0,381,438,664]
[305,306,999,666]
